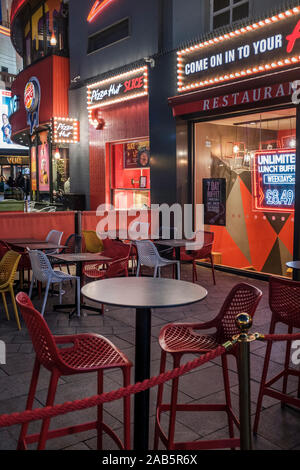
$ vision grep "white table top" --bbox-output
[81,277,207,309]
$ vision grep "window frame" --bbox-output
[87,17,131,55]
[210,0,251,31]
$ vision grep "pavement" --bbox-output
[0,264,299,451]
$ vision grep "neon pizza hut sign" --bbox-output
[87,67,148,110]
[53,118,79,144]
[253,150,296,212]
[177,7,300,92]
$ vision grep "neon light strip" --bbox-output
[87,0,116,23]
[177,7,300,93]
[10,0,27,24]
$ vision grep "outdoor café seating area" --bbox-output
[0,210,300,451]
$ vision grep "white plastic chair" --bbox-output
[45,230,63,255]
[135,240,180,279]
[28,250,80,317]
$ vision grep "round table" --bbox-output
[81,277,207,450]
[286,261,300,270]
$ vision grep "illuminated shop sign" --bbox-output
[87,67,148,124]
[253,150,296,212]
[87,0,115,22]
[52,117,80,144]
[24,77,41,135]
[177,6,300,93]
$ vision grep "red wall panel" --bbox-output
[10,55,70,135]
[89,96,149,210]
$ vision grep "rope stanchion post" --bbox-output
[235,313,254,451]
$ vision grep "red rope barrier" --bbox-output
[0,345,225,429]
[261,333,300,342]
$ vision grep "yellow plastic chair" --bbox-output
[0,250,22,330]
[82,230,104,253]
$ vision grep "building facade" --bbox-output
[9,0,300,277]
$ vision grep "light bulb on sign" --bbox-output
[233,145,240,154]
[50,31,57,46]
[54,148,60,160]
[290,138,296,148]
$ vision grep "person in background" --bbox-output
[7,176,15,187]
[64,177,71,194]
[16,172,25,190]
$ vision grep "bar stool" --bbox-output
[16,292,132,450]
[154,283,262,450]
[254,276,300,434]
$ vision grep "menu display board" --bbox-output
[38,143,50,192]
[253,149,295,212]
[203,178,226,226]
[124,141,150,169]
[31,146,37,192]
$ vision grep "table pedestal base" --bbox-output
[134,307,152,451]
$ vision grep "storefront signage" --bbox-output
[171,81,295,117]
[0,156,29,165]
[87,67,148,117]
[87,0,115,22]
[203,178,226,226]
[53,117,80,144]
[253,149,295,212]
[124,141,150,169]
[177,7,300,92]
[24,77,41,135]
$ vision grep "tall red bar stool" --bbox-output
[254,276,300,434]
[16,292,132,450]
[154,283,262,450]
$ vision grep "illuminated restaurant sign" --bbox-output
[253,149,296,212]
[87,67,148,121]
[52,117,80,144]
[24,77,41,134]
[177,6,300,93]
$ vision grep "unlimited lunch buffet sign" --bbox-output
[253,150,296,212]
[87,67,148,115]
[177,6,300,92]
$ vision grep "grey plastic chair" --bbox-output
[45,230,63,255]
[28,250,80,317]
[135,240,180,279]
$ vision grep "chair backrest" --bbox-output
[105,244,131,278]
[128,221,150,240]
[0,250,21,286]
[16,292,63,372]
[63,234,82,254]
[28,250,55,283]
[46,230,63,245]
[0,240,10,260]
[135,240,161,267]
[215,283,262,343]
[269,276,300,328]
[82,230,103,253]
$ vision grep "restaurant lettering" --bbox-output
[90,75,144,105]
[178,9,300,92]
[53,118,80,144]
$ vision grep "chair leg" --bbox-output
[1,292,10,321]
[67,265,72,288]
[123,366,131,450]
[222,354,234,439]
[154,350,167,450]
[192,262,196,283]
[209,254,216,285]
[76,277,81,317]
[253,319,276,434]
[97,370,104,450]
[281,325,293,409]
[17,359,41,450]
[59,283,63,305]
[29,275,35,299]
[9,285,21,330]
[136,263,141,277]
[37,370,60,450]
[154,266,158,278]
[41,280,51,317]
[167,355,181,450]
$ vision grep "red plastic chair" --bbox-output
[254,276,300,434]
[16,292,132,450]
[83,243,131,280]
[179,231,216,284]
[154,283,262,450]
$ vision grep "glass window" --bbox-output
[194,108,296,276]
[211,0,250,30]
